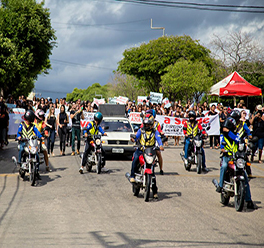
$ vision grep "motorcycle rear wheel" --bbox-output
[196,154,202,174]
[144,174,151,202]
[96,154,102,174]
[132,184,140,196]
[235,181,245,212]
[220,192,230,206]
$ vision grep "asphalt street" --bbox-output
[0,138,264,247]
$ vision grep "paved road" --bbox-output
[0,138,264,247]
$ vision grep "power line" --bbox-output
[51,59,115,71]
[114,0,264,13]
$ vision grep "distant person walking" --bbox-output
[45,106,56,157]
[57,105,69,156]
[70,102,84,156]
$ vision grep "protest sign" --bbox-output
[162,98,171,108]
[12,108,25,114]
[150,92,163,104]
[137,96,148,105]
[116,96,128,105]
[129,112,142,124]
[155,114,220,136]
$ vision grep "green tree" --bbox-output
[118,35,213,92]
[161,59,213,102]
[66,83,110,102]
[0,34,20,93]
[108,72,147,101]
[0,0,56,97]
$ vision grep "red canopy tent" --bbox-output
[219,71,262,96]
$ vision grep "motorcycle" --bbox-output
[212,137,255,211]
[83,134,103,174]
[12,136,43,186]
[180,130,206,174]
[125,134,159,202]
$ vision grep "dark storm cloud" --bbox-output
[35,0,264,96]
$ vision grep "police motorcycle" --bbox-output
[82,133,103,174]
[12,135,42,186]
[212,136,255,211]
[180,129,206,174]
[125,134,159,202]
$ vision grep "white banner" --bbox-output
[116,96,128,105]
[150,92,163,104]
[108,97,117,104]
[137,96,148,104]
[12,108,25,114]
[162,98,171,108]
[155,115,220,136]
[129,112,142,124]
[8,113,24,135]
[93,98,105,106]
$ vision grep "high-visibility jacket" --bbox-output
[139,129,156,147]
[223,136,237,156]
[17,121,42,139]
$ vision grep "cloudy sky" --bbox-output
[34,0,264,99]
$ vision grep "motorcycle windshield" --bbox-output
[28,138,38,147]
[144,147,156,157]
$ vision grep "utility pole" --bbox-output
[151,19,165,37]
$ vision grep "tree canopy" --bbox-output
[161,59,213,102]
[117,35,213,93]
[0,0,56,97]
[66,83,109,102]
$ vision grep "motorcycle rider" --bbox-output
[130,113,164,198]
[233,110,253,177]
[79,112,107,174]
[35,109,51,172]
[145,109,165,175]
[17,110,43,178]
[216,112,256,209]
[182,110,208,171]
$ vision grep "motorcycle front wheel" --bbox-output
[144,174,151,202]
[196,153,202,174]
[235,180,245,211]
[96,154,102,174]
[30,163,36,186]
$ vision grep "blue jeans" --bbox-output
[72,127,80,152]
[130,149,143,178]
[219,156,251,202]
[184,137,206,168]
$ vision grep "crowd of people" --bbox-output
[1,94,264,165]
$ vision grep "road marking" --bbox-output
[174,174,264,178]
[251,164,264,172]
[0,174,17,177]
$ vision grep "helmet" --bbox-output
[143,113,154,131]
[230,110,241,123]
[189,110,196,121]
[223,117,236,132]
[94,112,103,124]
[24,110,35,123]
[35,109,45,121]
[146,109,156,118]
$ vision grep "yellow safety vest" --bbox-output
[236,121,245,138]
[224,136,237,156]
[34,121,43,132]
[186,121,198,137]
[21,122,35,139]
[139,129,156,147]
[89,121,99,137]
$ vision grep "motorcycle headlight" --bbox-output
[238,143,244,151]
[236,158,245,169]
[194,140,202,147]
[95,139,101,146]
[144,154,154,164]
[29,146,37,154]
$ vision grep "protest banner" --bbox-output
[108,97,117,104]
[12,108,25,114]
[8,113,24,135]
[116,96,128,105]
[129,112,142,124]
[162,98,171,108]
[155,115,220,136]
[150,92,163,104]
[137,96,148,105]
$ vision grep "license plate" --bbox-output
[112,148,124,153]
